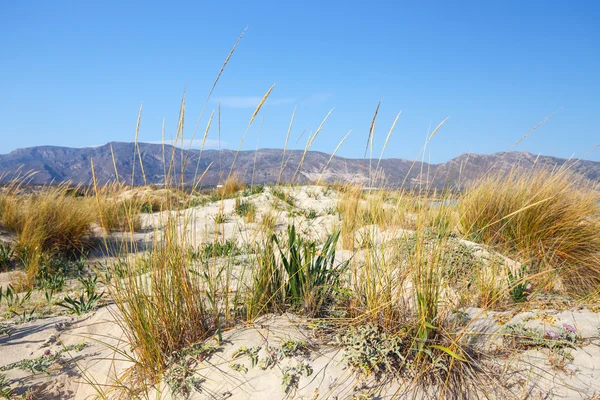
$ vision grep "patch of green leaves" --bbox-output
[57,291,102,315]
[0,244,14,271]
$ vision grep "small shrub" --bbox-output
[337,325,406,376]
[502,322,580,358]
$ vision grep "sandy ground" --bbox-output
[2,307,600,399]
[2,186,600,399]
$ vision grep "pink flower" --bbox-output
[43,349,52,356]
[545,329,559,340]
[562,323,577,334]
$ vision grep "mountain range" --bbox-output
[1,142,599,189]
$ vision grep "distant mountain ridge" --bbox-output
[1,142,599,189]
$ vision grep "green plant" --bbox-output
[235,198,257,218]
[273,225,347,316]
[0,243,14,271]
[165,363,204,398]
[78,273,98,298]
[34,254,86,291]
[507,264,530,303]
[0,324,13,337]
[202,239,241,258]
[213,211,228,224]
[0,343,88,375]
[57,291,102,315]
[272,187,295,207]
[1,285,32,309]
[242,185,264,196]
[337,325,407,376]
[233,345,261,368]
[281,362,312,395]
[502,322,580,358]
[0,373,14,399]
[229,363,248,374]
[10,307,36,323]
[305,209,318,219]
[280,340,309,358]
[164,342,217,398]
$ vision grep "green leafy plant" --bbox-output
[0,343,87,375]
[57,291,102,315]
[0,244,14,271]
[165,363,204,398]
[280,340,309,358]
[305,209,318,219]
[507,264,529,303]
[78,273,98,298]
[273,225,347,316]
[0,324,13,337]
[242,185,264,197]
[229,363,248,374]
[233,346,261,368]
[281,362,312,395]
[1,285,32,309]
[0,373,14,399]
[202,239,241,258]
[337,325,407,376]
[235,198,257,217]
[213,211,228,224]
[10,307,36,323]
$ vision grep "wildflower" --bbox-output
[43,349,52,356]
[562,323,577,334]
[545,329,559,340]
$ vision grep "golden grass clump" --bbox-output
[97,198,142,232]
[459,168,600,294]
[0,185,97,286]
[217,174,245,197]
[0,186,95,256]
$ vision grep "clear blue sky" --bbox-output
[1,1,599,163]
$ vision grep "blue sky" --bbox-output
[1,1,599,163]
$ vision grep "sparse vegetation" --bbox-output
[0,59,598,400]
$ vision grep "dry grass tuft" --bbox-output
[459,168,600,294]
[0,184,96,285]
[217,174,245,197]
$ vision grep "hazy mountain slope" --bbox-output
[1,142,599,188]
